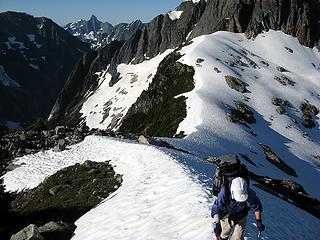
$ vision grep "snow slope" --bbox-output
[2,135,320,239]
[168,30,320,198]
[80,50,172,130]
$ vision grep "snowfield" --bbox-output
[171,30,320,199]
[2,135,320,239]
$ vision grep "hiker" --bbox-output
[211,177,265,240]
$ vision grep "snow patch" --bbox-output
[6,36,27,50]
[168,10,183,21]
[29,63,39,70]
[0,65,21,87]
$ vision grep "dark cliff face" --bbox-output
[124,0,207,64]
[191,0,320,47]
[0,11,90,127]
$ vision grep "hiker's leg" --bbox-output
[230,216,247,240]
[220,217,231,239]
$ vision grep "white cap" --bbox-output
[230,177,248,202]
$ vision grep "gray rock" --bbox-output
[285,47,293,53]
[225,101,256,124]
[274,75,295,86]
[225,75,248,93]
[10,224,44,240]
[276,106,286,114]
[300,100,319,115]
[276,66,288,72]
[138,135,150,145]
[214,67,221,73]
[53,139,66,152]
[49,184,72,196]
[55,126,66,135]
[272,97,289,107]
[196,58,204,63]
[302,112,316,129]
[261,144,297,177]
[42,130,54,138]
[38,221,76,240]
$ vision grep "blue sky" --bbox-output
[0,0,183,26]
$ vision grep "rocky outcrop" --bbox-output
[226,101,256,125]
[38,221,75,240]
[225,75,249,93]
[190,0,320,48]
[261,144,298,177]
[10,224,44,240]
[0,11,90,127]
[300,100,319,129]
[251,173,320,219]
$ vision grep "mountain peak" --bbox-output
[90,14,98,21]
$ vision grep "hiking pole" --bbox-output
[258,230,262,239]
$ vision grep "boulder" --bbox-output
[300,100,319,115]
[225,75,248,93]
[196,58,204,63]
[272,97,289,107]
[53,139,66,152]
[302,112,316,129]
[274,75,295,86]
[48,184,72,196]
[138,135,150,145]
[213,67,221,73]
[276,66,288,72]
[225,101,256,125]
[10,224,44,240]
[38,221,76,240]
[276,106,286,115]
[55,126,66,136]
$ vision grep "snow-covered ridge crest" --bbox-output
[2,136,213,240]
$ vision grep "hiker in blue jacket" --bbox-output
[211,177,265,240]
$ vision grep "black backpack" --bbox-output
[209,154,250,196]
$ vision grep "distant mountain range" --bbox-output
[65,15,144,49]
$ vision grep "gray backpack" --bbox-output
[209,154,250,196]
